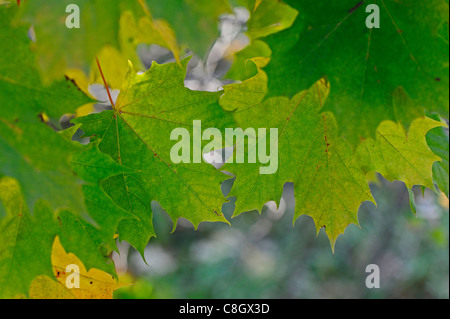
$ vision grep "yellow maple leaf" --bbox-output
[29,236,124,299]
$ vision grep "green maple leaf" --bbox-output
[0,7,93,214]
[356,117,445,190]
[0,180,121,299]
[263,0,449,145]
[426,114,449,197]
[234,0,298,40]
[0,137,137,298]
[0,121,86,215]
[225,40,272,81]
[225,0,296,81]
[15,0,142,82]
[74,58,232,254]
[220,57,269,111]
[64,132,138,272]
[0,177,59,299]
[222,76,374,249]
[1,7,93,119]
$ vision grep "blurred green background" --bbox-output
[113,177,449,299]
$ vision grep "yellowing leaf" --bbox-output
[16,0,143,82]
[74,58,232,255]
[222,79,375,250]
[29,236,124,299]
[64,69,92,98]
[220,57,270,111]
[90,45,130,90]
[245,0,298,39]
[356,117,445,190]
[120,10,181,66]
[64,69,96,117]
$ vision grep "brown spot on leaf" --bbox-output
[64,75,82,92]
